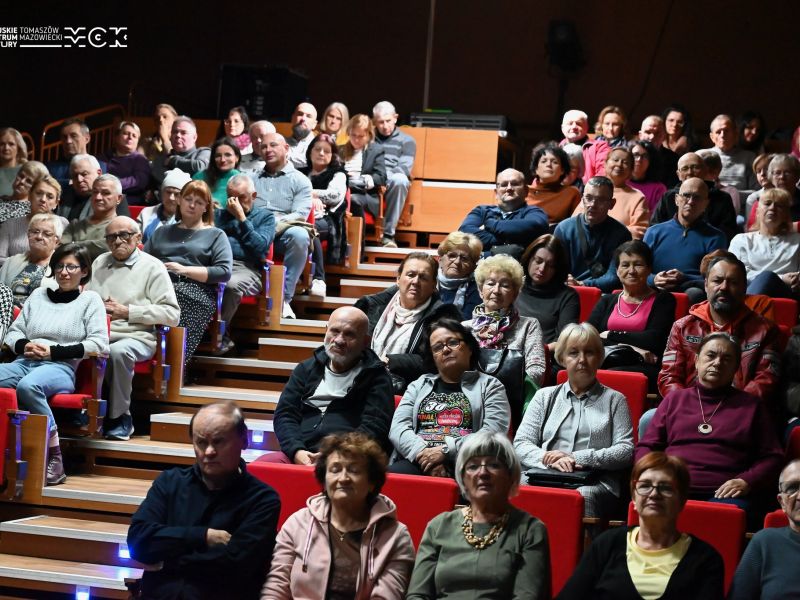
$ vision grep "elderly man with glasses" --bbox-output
[85,215,180,440]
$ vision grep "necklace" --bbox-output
[179,225,202,244]
[330,523,348,542]
[697,387,724,435]
[461,506,509,549]
[615,291,652,319]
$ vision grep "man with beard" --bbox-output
[658,254,781,402]
[286,102,317,169]
[257,306,394,465]
[459,168,548,260]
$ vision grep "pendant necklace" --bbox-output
[697,387,724,435]
[616,291,651,319]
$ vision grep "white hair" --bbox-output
[227,173,255,193]
[70,153,101,172]
[562,109,588,124]
[372,100,397,117]
[29,212,64,239]
[249,120,276,136]
[95,173,123,195]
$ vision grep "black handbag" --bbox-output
[478,347,525,431]
[525,466,598,489]
[601,344,644,369]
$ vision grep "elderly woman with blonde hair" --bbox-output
[463,254,546,429]
[514,323,634,518]
[0,127,28,197]
[436,231,483,319]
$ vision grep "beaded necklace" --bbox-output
[461,506,509,549]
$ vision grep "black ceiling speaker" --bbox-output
[546,20,585,74]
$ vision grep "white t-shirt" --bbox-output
[308,363,364,413]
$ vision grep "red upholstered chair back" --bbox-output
[0,389,19,485]
[248,462,319,528]
[786,426,800,461]
[671,292,690,320]
[381,473,459,547]
[763,508,789,528]
[556,369,647,443]
[128,205,144,220]
[627,500,745,593]
[771,297,798,328]
[573,286,601,322]
[512,486,584,596]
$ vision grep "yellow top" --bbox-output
[626,526,691,600]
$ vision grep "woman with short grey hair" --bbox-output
[436,231,483,320]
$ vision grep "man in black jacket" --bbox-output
[264,306,395,465]
[127,402,280,600]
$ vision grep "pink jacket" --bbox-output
[261,493,415,600]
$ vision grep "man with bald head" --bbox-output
[287,102,318,168]
[128,401,279,600]
[150,116,211,184]
[86,215,179,439]
[706,114,758,194]
[260,306,394,465]
[639,114,679,187]
[459,168,548,259]
[650,151,738,240]
[250,132,313,317]
[238,120,276,174]
[559,109,611,182]
[644,177,727,301]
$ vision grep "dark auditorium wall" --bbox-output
[3,0,797,150]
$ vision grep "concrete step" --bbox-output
[258,337,319,361]
[170,384,281,411]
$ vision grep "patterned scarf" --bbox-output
[371,291,432,357]
[470,303,519,348]
[231,132,252,152]
[437,269,471,310]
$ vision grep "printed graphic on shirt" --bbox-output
[417,391,473,445]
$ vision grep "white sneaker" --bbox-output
[309,279,327,297]
[282,301,296,319]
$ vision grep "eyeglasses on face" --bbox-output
[54,263,81,273]
[431,338,463,354]
[445,252,472,264]
[464,460,505,474]
[104,231,137,243]
[677,192,704,203]
[780,482,800,497]
[582,194,611,206]
[634,480,676,497]
[28,229,55,239]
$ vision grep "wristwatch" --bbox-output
[440,445,450,455]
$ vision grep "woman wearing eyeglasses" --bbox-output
[144,180,232,365]
[435,232,483,320]
[0,213,63,306]
[388,318,510,478]
[557,452,724,599]
[407,430,550,599]
[0,243,108,486]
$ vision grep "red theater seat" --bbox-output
[771,297,798,328]
[573,286,602,322]
[671,292,690,320]
[787,426,800,461]
[513,486,584,596]
[627,500,745,593]
[763,508,789,528]
[381,473,459,547]
[248,462,318,528]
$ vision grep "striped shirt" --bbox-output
[250,161,312,223]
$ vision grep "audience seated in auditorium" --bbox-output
[748,153,800,229]
[730,188,800,299]
[61,173,124,262]
[407,431,550,599]
[319,101,350,143]
[137,169,191,243]
[192,137,241,207]
[459,168,548,260]
[150,116,211,185]
[697,149,742,218]
[587,240,676,392]
[657,254,781,402]
[238,120,275,175]
[574,146,649,239]
[0,127,27,197]
[389,318,510,477]
[141,103,177,161]
[514,323,634,518]
[554,175,632,292]
[637,115,679,188]
[340,114,388,246]
[144,180,232,365]
[355,252,461,394]
[262,306,394,465]
[650,152,738,241]
[102,121,150,205]
[557,452,724,600]
[639,332,783,518]
[728,459,800,600]
[46,118,107,188]
[594,105,627,148]
[742,152,774,226]
[57,154,130,222]
[644,177,727,303]
[0,160,47,224]
[286,102,318,169]
[738,110,767,155]
[0,175,68,266]
[628,140,667,212]
[128,402,280,600]
[250,132,313,318]
[262,432,415,599]
[214,174,275,355]
[562,142,586,193]
[526,143,581,223]
[706,114,758,195]
[0,213,62,306]
[559,109,610,182]
[218,106,252,156]
[435,231,483,320]
[372,100,417,248]
[85,216,180,440]
[516,234,580,351]
[661,104,693,156]
[1,243,108,485]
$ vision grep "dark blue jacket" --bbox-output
[214,206,275,268]
[128,461,280,600]
[459,204,548,251]
[438,277,482,320]
[554,214,631,292]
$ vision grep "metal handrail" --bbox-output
[38,104,127,163]
[20,132,35,161]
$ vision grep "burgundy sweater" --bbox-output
[636,383,783,494]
